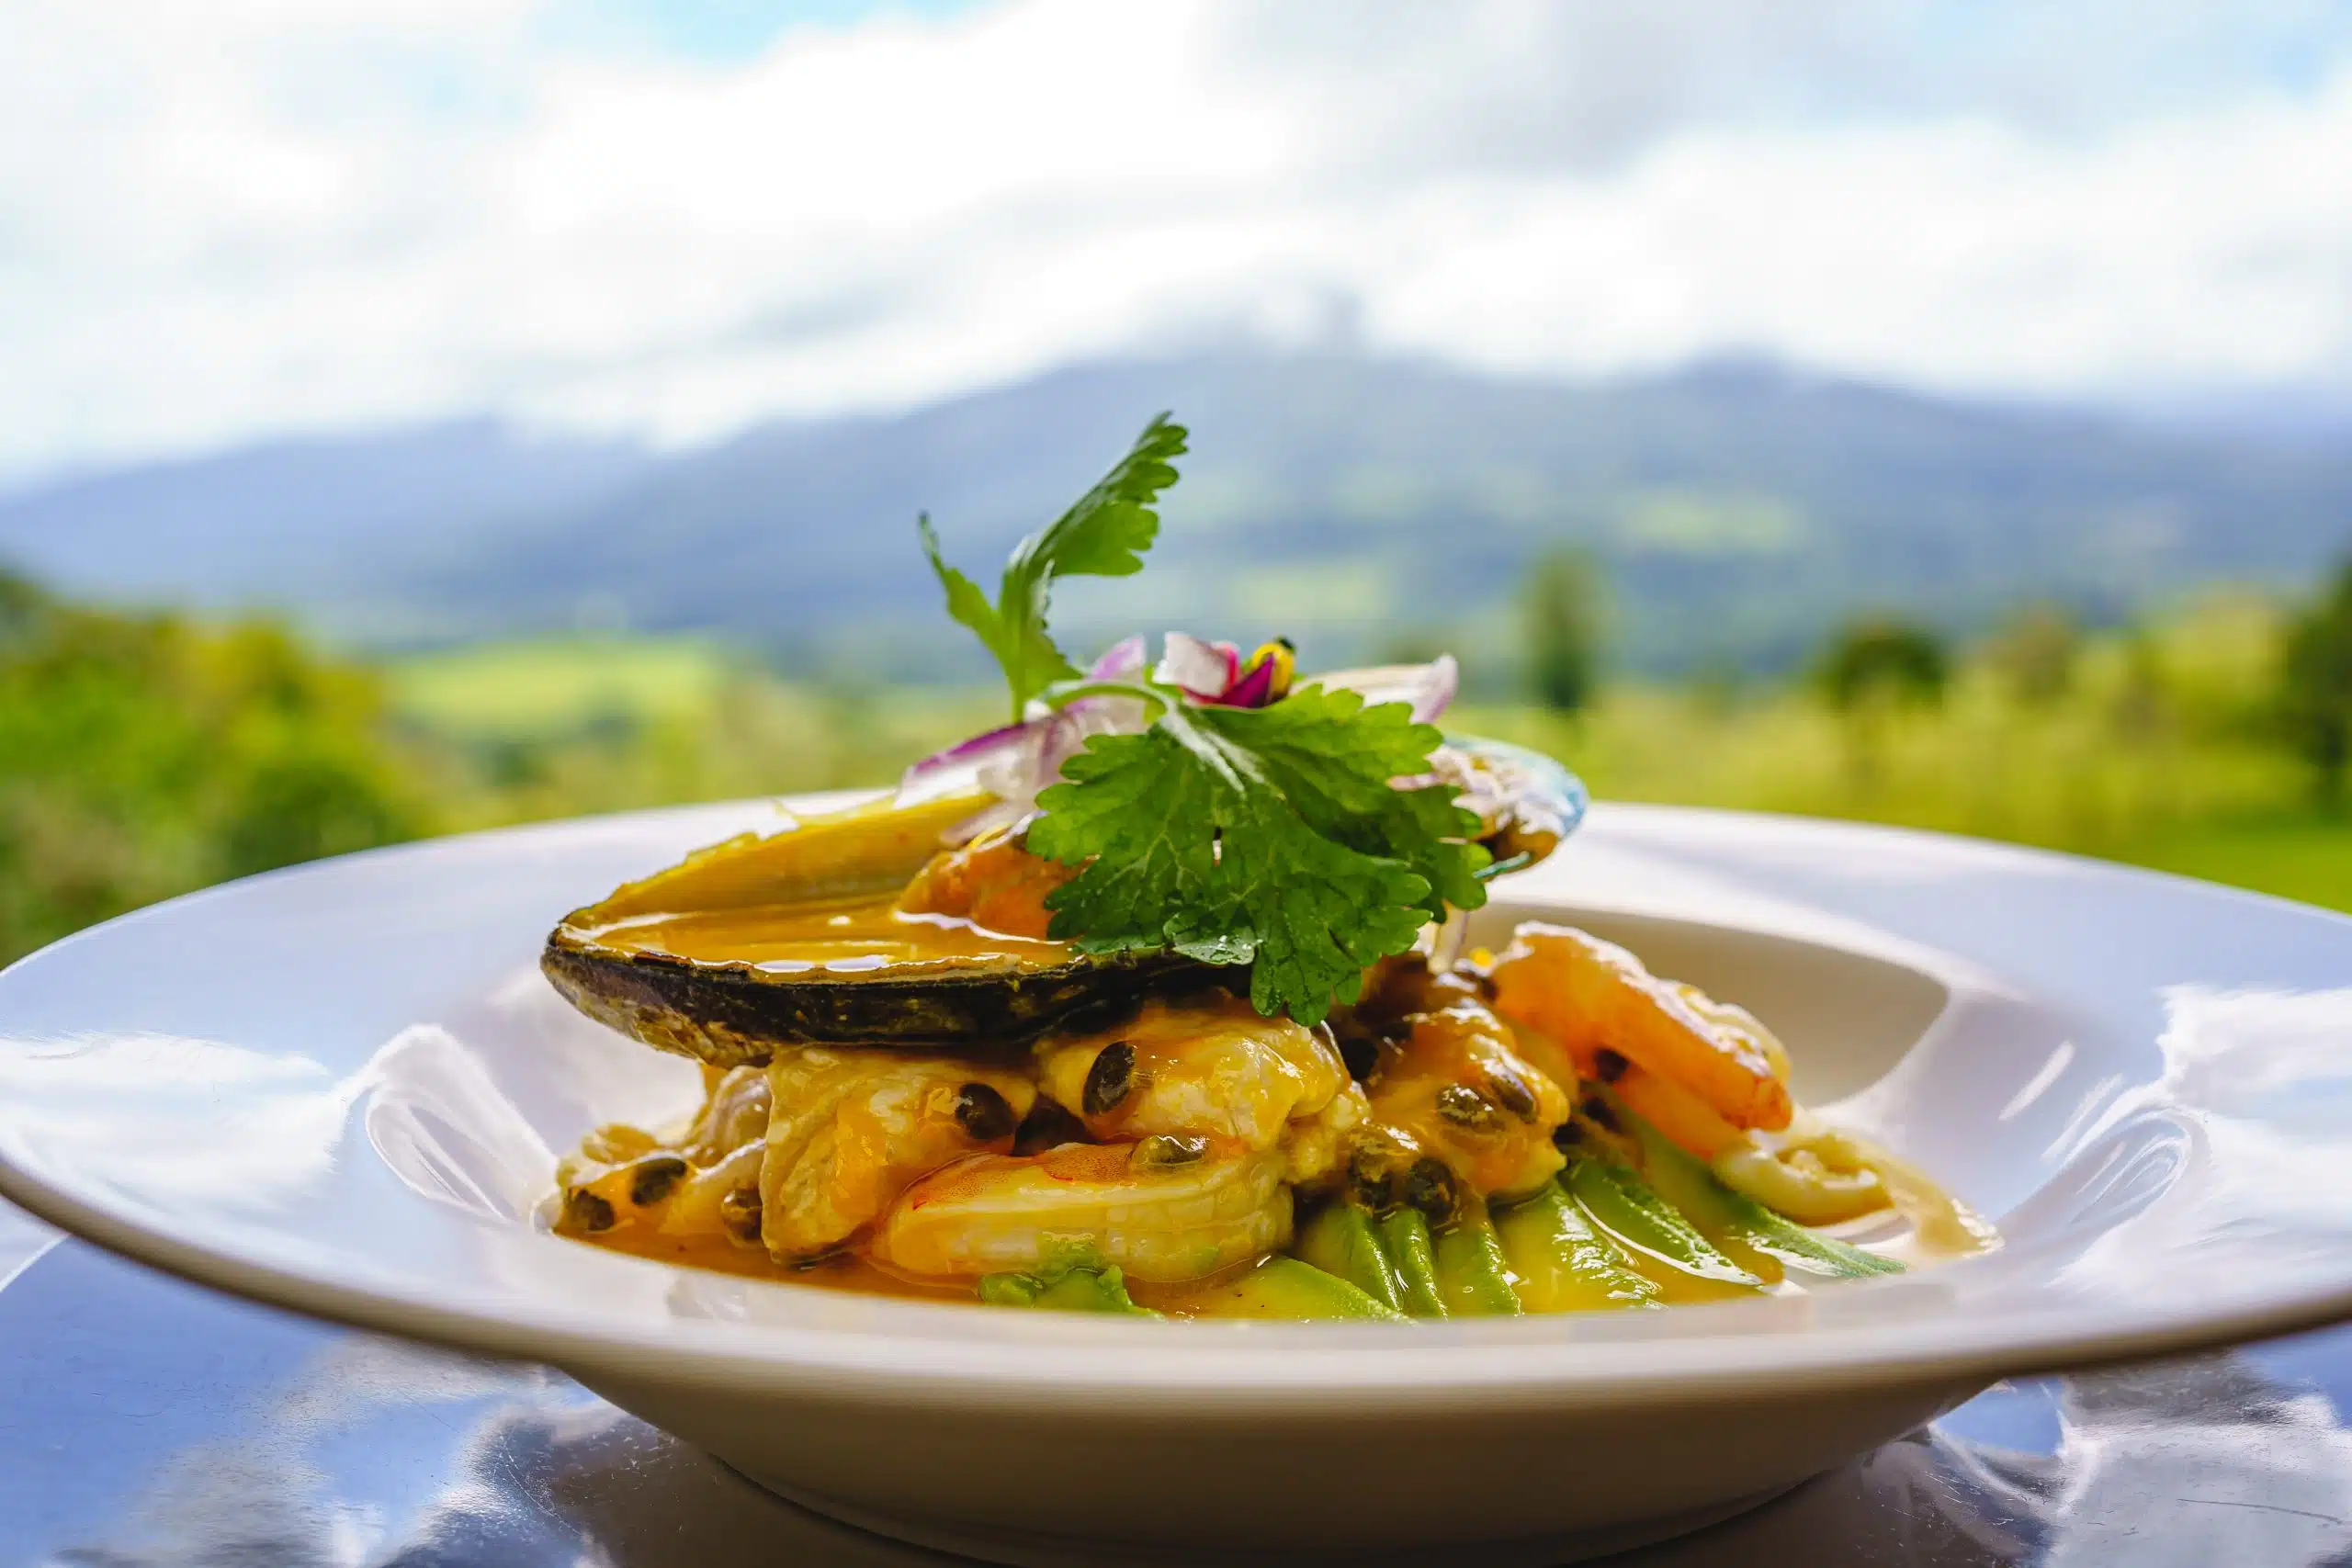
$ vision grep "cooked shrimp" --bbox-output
[758,1049,1038,1260]
[1487,924,1792,1133]
[895,831,1075,940]
[1279,1078,1369,1189]
[1034,997,1350,1150]
[871,1142,1291,1282]
[1598,1053,1746,1162]
[1674,985,1792,1085]
[1352,962,1571,1205]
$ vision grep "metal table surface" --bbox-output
[4,1201,2349,1568]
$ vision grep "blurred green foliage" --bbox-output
[1462,585,2337,904]
[1813,617,1950,712]
[1522,547,1604,714]
[0,570,427,961]
[6,560,2352,967]
[1985,603,2082,707]
[2280,558,2352,807]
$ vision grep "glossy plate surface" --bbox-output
[11,1213,2352,1567]
[2,798,2348,1555]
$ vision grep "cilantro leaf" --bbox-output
[921,414,1187,720]
[1027,684,1490,1024]
[919,515,1016,679]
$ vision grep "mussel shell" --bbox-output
[543,941,1222,1067]
[540,789,1229,1065]
[540,733,1585,1066]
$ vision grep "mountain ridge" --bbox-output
[6,352,2348,674]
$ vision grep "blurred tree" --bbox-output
[1813,617,1949,712]
[217,741,420,879]
[1987,603,2081,705]
[2279,558,2352,809]
[1522,547,1604,713]
[0,572,428,962]
[1813,615,1948,795]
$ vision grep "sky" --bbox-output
[3,0,2350,479]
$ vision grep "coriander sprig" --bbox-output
[1027,680,1489,1023]
[920,414,1186,722]
[914,413,1487,1024]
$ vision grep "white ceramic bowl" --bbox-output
[4,798,2350,1566]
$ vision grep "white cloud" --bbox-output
[1,0,2348,478]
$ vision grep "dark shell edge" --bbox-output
[541,938,1236,1067]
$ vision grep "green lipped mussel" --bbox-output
[541,791,1220,1066]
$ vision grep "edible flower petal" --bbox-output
[1194,640,1285,709]
[1155,632,1240,698]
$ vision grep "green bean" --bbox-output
[1431,1205,1525,1316]
[1295,1200,1408,1314]
[1376,1206,1449,1317]
[1563,1158,1767,1303]
[1618,1104,1903,1282]
[1492,1184,1659,1313]
[1184,1256,1409,1321]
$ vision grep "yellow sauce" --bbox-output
[587,1228,976,1302]
[560,894,1069,980]
[575,1224,1272,1315]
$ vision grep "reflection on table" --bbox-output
[1,1209,2347,1567]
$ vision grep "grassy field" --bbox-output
[378,597,2352,918]
[387,635,741,739]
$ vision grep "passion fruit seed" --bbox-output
[1485,1066,1540,1120]
[628,1156,688,1207]
[1590,1048,1630,1084]
[563,1188,617,1234]
[1345,1145,1396,1211]
[1132,1133,1210,1168]
[718,1186,763,1245]
[1082,1040,1136,1116]
[954,1082,1019,1142]
[1580,1093,1623,1132]
[1405,1156,1459,1222]
[1329,1021,1381,1082]
[1013,1097,1089,1155]
[1433,1084,1503,1134]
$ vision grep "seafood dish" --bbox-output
[544,416,1992,1319]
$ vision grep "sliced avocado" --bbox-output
[1615,1100,1903,1282]
[978,1245,1159,1316]
[1184,1256,1410,1322]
